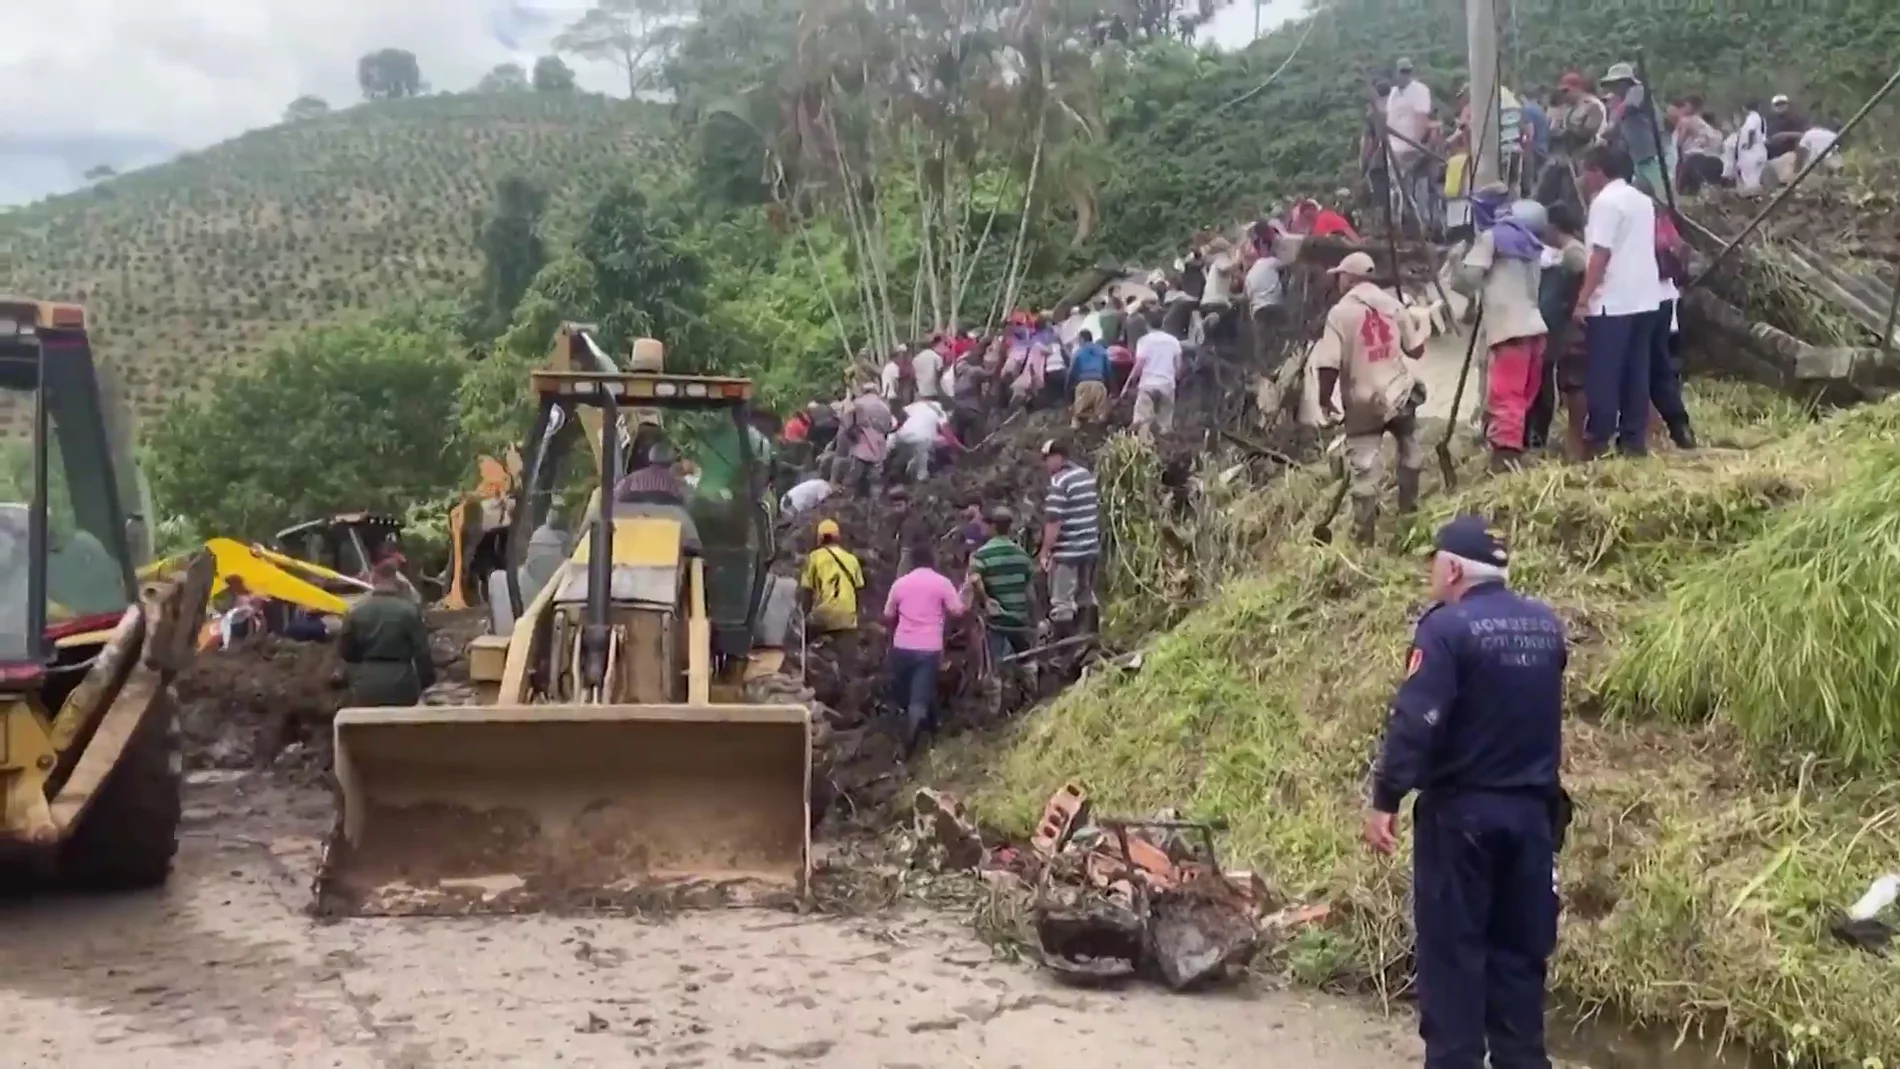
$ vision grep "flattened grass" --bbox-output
[943,387,1900,1066]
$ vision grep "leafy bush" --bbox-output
[147,320,469,538]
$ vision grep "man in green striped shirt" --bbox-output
[968,508,1040,714]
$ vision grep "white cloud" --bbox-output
[0,0,623,205]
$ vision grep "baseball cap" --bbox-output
[1328,251,1378,277]
[1395,57,1414,71]
[816,518,841,540]
[1434,514,1509,568]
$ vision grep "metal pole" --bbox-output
[1687,62,1900,291]
[1634,50,1679,218]
[1466,0,1502,191]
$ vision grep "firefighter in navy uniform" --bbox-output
[1364,515,1571,1069]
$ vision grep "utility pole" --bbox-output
[1466,0,1501,190]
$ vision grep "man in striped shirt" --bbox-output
[1038,438,1101,635]
[968,507,1040,713]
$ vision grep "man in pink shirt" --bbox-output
[881,542,968,754]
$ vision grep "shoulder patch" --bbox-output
[1406,647,1425,677]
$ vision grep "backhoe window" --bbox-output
[0,339,136,662]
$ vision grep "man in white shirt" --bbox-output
[1797,126,1844,171]
[911,342,944,401]
[780,475,835,518]
[1245,247,1286,370]
[1575,144,1662,458]
[891,400,946,482]
[1121,318,1181,436]
[1386,58,1436,235]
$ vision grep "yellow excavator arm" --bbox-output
[138,538,364,617]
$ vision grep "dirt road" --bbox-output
[0,772,1422,1068]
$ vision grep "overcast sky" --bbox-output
[0,0,1300,208]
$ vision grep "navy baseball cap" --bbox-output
[1434,514,1510,567]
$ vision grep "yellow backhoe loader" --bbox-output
[319,325,810,916]
[0,297,213,889]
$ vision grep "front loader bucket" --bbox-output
[316,703,811,916]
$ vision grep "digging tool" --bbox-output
[997,633,1094,665]
[1435,302,1486,491]
[1311,469,1352,544]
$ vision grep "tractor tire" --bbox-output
[57,688,183,891]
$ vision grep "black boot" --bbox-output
[1670,423,1699,450]
[1487,448,1524,474]
[1396,468,1421,517]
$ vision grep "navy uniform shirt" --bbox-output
[1372,580,1567,814]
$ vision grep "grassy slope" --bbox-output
[0,92,672,430]
[942,384,1900,1067]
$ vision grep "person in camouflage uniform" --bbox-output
[338,557,435,706]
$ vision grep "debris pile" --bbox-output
[902,782,1331,992]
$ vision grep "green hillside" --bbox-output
[0,92,673,430]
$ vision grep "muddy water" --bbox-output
[0,772,1421,1067]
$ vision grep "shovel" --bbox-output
[1310,440,1351,543]
[1434,302,1485,491]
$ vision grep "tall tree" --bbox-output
[283,95,331,123]
[532,55,578,92]
[573,182,710,360]
[357,48,423,100]
[671,0,1103,351]
[467,175,550,343]
[475,62,530,93]
[554,0,686,97]
[82,165,116,181]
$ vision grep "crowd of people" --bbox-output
[1367,56,1847,239]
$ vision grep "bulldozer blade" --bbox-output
[316,702,812,917]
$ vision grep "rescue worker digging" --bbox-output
[882,542,966,756]
[1366,516,1570,1069]
[338,556,435,707]
[1454,199,1551,471]
[1314,251,1428,546]
[799,518,865,681]
[967,507,1039,715]
[1039,438,1101,636]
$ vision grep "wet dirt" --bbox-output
[0,771,1426,1067]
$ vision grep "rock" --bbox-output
[911,788,984,872]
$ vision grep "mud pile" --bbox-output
[176,637,345,776]
[176,608,487,778]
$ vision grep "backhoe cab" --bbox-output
[0,297,212,888]
[321,328,808,916]
[274,512,405,583]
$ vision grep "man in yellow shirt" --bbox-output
[798,518,866,671]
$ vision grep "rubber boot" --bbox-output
[1351,498,1379,547]
[1670,422,1699,451]
[1396,468,1421,517]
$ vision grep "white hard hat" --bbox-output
[1508,199,1548,231]
[1603,61,1636,84]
